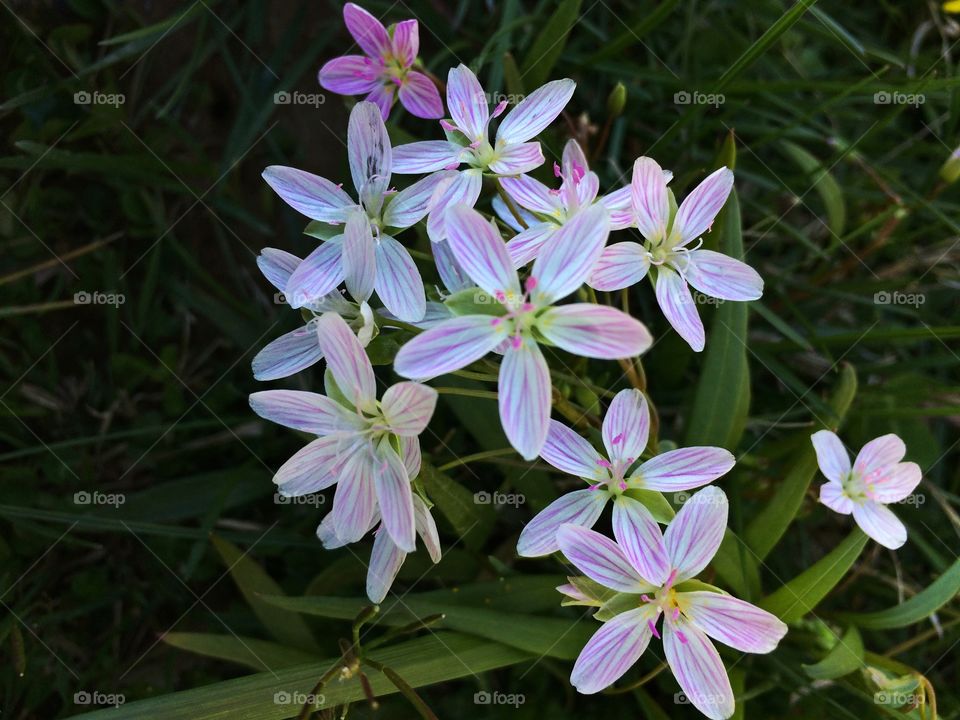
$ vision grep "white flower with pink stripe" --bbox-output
[558,486,787,719]
[517,388,734,556]
[812,430,922,549]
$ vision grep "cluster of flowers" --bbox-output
[250,5,924,718]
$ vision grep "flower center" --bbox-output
[640,570,688,642]
[489,277,540,348]
[842,468,882,503]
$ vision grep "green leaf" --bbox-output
[520,0,581,88]
[210,535,318,652]
[781,140,847,236]
[624,489,675,523]
[418,462,495,551]
[444,286,505,317]
[303,221,342,241]
[744,363,857,559]
[72,633,529,719]
[685,191,750,452]
[803,625,864,679]
[834,556,960,629]
[162,633,322,671]
[588,0,680,63]
[759,529,868,622]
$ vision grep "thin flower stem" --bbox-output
[375,312,423,335]
[433,387,499,400]
[552,389,600,428]
[450,369,499,382]
[437,447,517,472]
[362,659,439,720]
[496,179,528,230]
[601,662,668,694]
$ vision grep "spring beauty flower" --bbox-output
[252,248,375,381]
[391,64,575,241]
[589,156,763,351]
[498,139,667,267]
[812,431,921,549]
[394,203,651,460]
[250,312,436,551]
[318,3,443,120]
[263,102,451,322]
[557,486,787,719]
[517,388,734,556]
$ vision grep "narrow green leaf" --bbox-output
[781,140,847,235]
[759,529,868,622]
[803,625,864,679]
[519,0,581,88]
[588,0,680,62]
[162,632,322,671]
[744,363,857,559]
[210,535,319,652]
[418,462,495,551]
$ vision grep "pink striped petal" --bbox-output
[249,390,361,434]
[492,195,538,232]
[364,83,396,120]
[820,482,854,514]
[853,501,907,549]
[663,616,734,720]
[685,250,763,301]
[315,312,376,411]
[400,435,421,478]
[655,266,704,352]
[602,389,649,464]
[426,168,483,242]
[381,381,437,436]
[570,606,657,694]
[681,592,788,653]
[562,139,588,176]
[556,524,652,593]
[275,436,359,497]
[447,64,489,141]
[537,303,653,359]
[499,175,561,214]
[541,420,605,479]
[853,434,906,477]
[672,167,734,246]
[414,495,442,562]
[599,185,634,230]
[506,222,557,268]
[872,462,922,503]
[574,171,600,207]
[394,315,503,380]
[318,55,379,95]
[489,141,545,175]
[631,157,669,243]
[391,19,418,66]
[664,486,728,581]
[400,71,444,119]
[252,325,323,381]
[367,526,406,603]
[496,79,575,144]
[285,239,345,309]
[262,166,354,222]
[348,101,392,202]
[392,141,464,174]
[633,447,735,492]
[318,510,375,550]
[811,430,851,484]
[445,204,521,297]
[343,212,376,302]
[532,204,609,304]
[588,241,650,291]
[611,496,670,585]
[257,247,300,292]
[433,238,471,293]
[382,171,456,229]
[343,3,390,58]
[517,489,608,557]
[374,443,416,552]
[332,448,378,543]
[499,340,551,460]
[374,233,426,322]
